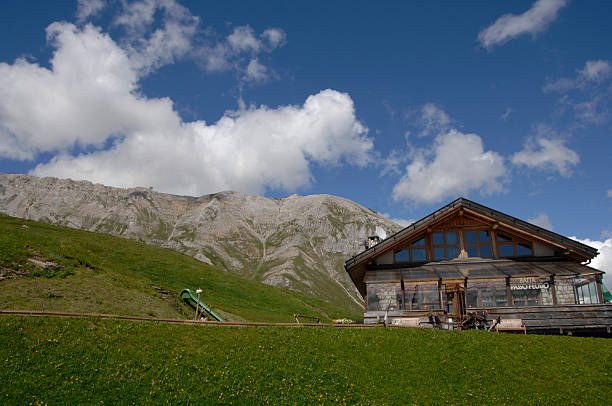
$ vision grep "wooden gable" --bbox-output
[431,212,490,229]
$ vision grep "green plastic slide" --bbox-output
[180,289,224,322]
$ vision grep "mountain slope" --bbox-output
[0,174,401,310]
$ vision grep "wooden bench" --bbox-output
[495,318,526,334]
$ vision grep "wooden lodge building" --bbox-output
[345,198,612,335]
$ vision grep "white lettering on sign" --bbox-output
[510,282,549,290]
[510,277,550,290]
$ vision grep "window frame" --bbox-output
[464,229,493,259]
[496,230,534,258]
[432,231,460,260]
[394,236,428,263]
[393,225,539,265]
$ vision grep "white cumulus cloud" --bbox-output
[0,16,372,196]
[0,23,178,160]
[572,96,609,124]
[110,0,200,76]
[544,59,612,93]
[227,26,262,53]
[31,89,373,196]
[197,25,286,83]
[571,237,612,290]
[543,60,612,125]
[262,28,287,50]
[245,58,269,83]
[76,0,106,22]
[580,59,612,81]
[418,103,451,137]
[75,0,286,83]
[478,0,567,49]
[392,130,507,204]
[511,126,579,177]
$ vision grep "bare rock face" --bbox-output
[0,173,401,310]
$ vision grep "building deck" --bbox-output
[364,304,612,336]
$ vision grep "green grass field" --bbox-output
[2,214,611,405]
[0,214,360,322]
[1,315,610,405]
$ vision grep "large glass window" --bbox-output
[575,277,600,304]
[464,230,493,258]
[432,231,459,260]
[467,279,508,308]
[395,237,427,263]
[497,231,533,257]
[366,283,402,311]
[510,277,553,306]
[404,283,441,311]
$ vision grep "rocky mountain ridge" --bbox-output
[0,173,402,310]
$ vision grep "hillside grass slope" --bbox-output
[1,316,610,405]
[0,214,361,322]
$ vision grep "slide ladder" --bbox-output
[180,289,224,322]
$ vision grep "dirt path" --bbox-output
[0,309,394,328]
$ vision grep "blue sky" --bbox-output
[1,0,611,275]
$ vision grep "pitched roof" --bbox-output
[345,197,598,270]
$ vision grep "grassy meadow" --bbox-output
[0,214,360,322]
[1,315,611,405]
[1,214,611,405]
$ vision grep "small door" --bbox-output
[444,284,466,317]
